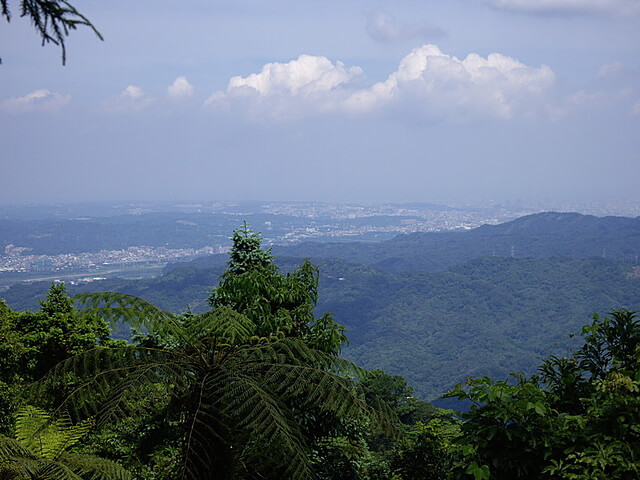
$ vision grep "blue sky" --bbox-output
[1,0,639,205]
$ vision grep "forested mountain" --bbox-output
[320,257,639,400]
[3,212,639,400]
[4,255,638,400]
[3,211,640,479]
[272,212,640,272]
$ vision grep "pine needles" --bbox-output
[1,0,102,64]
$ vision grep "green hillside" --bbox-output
[4,255,638,400]
[3,212,639,400]
[317,257,640,400]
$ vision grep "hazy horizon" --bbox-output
[1,198,638,220]
[1,1,639,206]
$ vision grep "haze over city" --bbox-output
[1,0,639,206]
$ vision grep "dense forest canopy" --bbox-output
[4,256,638,401]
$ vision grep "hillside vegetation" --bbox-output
[4,212,639,400]
[1,215,640,479]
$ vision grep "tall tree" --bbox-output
[225,221,275,275]
[209,222,347,354]
[0,284,111,434]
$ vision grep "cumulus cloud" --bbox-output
[204,45,555,122]
[168,76,194,99]
[204,54,363,118]
[487,0,640,16]
[366,10,445,43]
[345,44,555,120]
[0,89,71,113]
[100,85,155,113]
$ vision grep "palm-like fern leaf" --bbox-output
[15,406,91,461]
[188,306,257,344]
[38,299,395,480]
[0,456,85,480]
[37,346,190,426]
[0,407,130,480]
[0,434,38,461]
[59,452,132,480]
[73,292,183,340]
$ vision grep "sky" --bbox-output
[1,0,639,205]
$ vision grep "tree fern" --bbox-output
[0,406,130,480]
[15,406,91,461]
[41,294,395,479]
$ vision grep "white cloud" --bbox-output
[204,54,363,118]
[204,46,555,122]
[227,55,361,96]
[100,85,155,113]
[345,44,555,120]
[597,61,623,79]
[366,10,445,43]
[632,100,640,115]
[168,76,194,99]
[488,0,640,16]
[0,89,71,113]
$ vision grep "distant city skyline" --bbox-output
[1,0,639,205]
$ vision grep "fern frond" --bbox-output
[0,434,38,461]
[28,459,84,480]
[0,452,83,480]
[188,307,256,344]
[15,406,91,461]
[35,346,190,425]
[14,405,48,451]
[60,452,132,480]
[19,0,103,64]
[176,376,232,480]
[3,407,131,479]
[239,338,397,435]
[73,292,184,341]
[204,368,313,480]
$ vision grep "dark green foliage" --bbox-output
[446,309,640,480]
[38,296,392,480]
[6,255,639,401]
[0,300,26,435]
[17,284,111,380]
[0,0,102,64]
[360,370,435,426]
[447,375,557,479]
[210,224,348,354]
[226,221,275,274]
[331,256,640,400]
[48,232,392,479]
[0,284,112,434]
[390,413,463,480]
[0,405,131,479]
